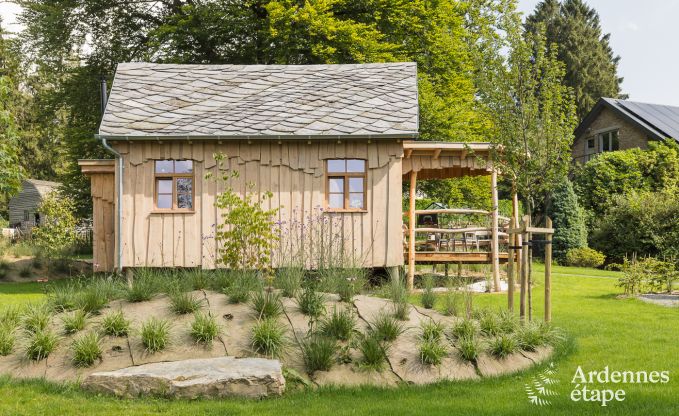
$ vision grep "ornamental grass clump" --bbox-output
[370,312,404,342]
[442,290,462,316]
[47,283,78,312]
[0,325,16,356]
[169,291,203,315]
[300,334,337,373]
[421,276,437,309]
[275,265,305,298]
[478,310,502,337]
[388,273,410,321]
[25,329,59,361]
[61,309,88,334]
[250,290,283,319]
[498,309,519,334]
[141,318,171,353]
[419,339,447,366]
[516,321,563,351]
[295,285,326,320]
[21,304,51,334]
[488,334,519,359]
[319,306,356,341]
[190,312,220,344]
[71,331,102,367]
[76,277,121,314]
[225,271,261,304]
[126,269,161,302]
[358,332,388,370]
[0,306,21,329]
[101,311,131,337]
[419,320,445,343]
[457,336,481,362]
[250,318,287,358]
[451,318,478,340]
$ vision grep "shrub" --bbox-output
[61,310,88,334]
[190,312,220,344]
[319,306,356,341]
[31,192,77,263]
[617,257,678,295]
[296,285,326,319]
[141,318,171,353]
[564,247,605,268]
[19,264,32,278]
[370,312,404,342]
[358,332,388,370]
[213,160,280,270]
[169,291,203,315]
[101,311,131,337]
[545,178,588,261]
[251,290,283,319]
[0,325,15,355]
[71,331,102,367]
[25,329,59,361]
[250,318,287,358]
[225,271,261,304]
[451,318,478,340]
[300,335,336,373]
[21,304,51,333]
[419,339,447,366]
[275,265,304,298]
[0,260,9,278]
[126,269,161,302]
[421,276,436,309]
[420,320,445,343]
[488,334,518,359]
[457,336,481,362]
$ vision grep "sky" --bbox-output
[1,0,679,106]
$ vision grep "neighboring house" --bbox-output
[79,62,502,284]
[573,97,679,163]
[7,179,61,229]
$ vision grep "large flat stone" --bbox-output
[82,357,285,399]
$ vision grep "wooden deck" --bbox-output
[406,251,511,264]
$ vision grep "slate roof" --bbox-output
[98,62,419,139]
[576,97,679,142]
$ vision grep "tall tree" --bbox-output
[525,0,623,119]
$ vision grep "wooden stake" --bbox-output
[527,215,533,322]
[545,217,553,323]
[507,192,517,311]
[407,170,417,292]
[519,215,529,321]
[490,169,500,292]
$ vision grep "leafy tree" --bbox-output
[31,191,77,260]
[546,179,587,261]
[525,0,623,119]
[468,0,578,219]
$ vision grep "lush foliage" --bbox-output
[525,0,623,119]
[617,257,678,295]
[564,247,605,268]
[30,192,77,260]
[546,179,587,261]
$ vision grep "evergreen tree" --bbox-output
[547,179,587,261]
[525,0,623,119]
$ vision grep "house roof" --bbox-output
[24,179,60,188]
[575,97,679,142]
[98,62,419,140]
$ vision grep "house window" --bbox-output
[587,138,595,149]
[154,160,194,211]
[326,159,366,211]
[23,210,30,222]
[599,130,619,152]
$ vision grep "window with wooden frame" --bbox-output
[154,160,194,211]
[325,159,366,211]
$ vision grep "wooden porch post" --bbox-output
[407,170,418,291]
[490,169,500,292]
[544,217,553,322]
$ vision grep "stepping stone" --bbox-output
[82,356,285,399]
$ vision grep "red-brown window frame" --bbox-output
[153,160,195,212]
[324,159,367,212]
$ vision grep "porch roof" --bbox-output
[401,141,493,180]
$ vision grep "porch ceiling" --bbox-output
[401,141,493,180]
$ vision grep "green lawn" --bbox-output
[0,265,678,415]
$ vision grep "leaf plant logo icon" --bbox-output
[525,363,559,406]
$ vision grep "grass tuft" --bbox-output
[21,304,51,334]
[370,312,404,342]
[126,269,160,302]
[275,265,304,298]
[419,320,445,343]
[250,318,287,358]
[140,318,171,353]
[488,334,518,359]
[190,312,220,344]
[101,311,131,337]
[451,318,478,340]
[456,336,481,362]
[0,324,16,356]
[319,306,356,341]
[358,332,388,370]
[300,335,336,373]
[169,291,203,315]
[71,331,102,367]
[295,285,326,319]
[25,329,59,361]
[421,276,437,309]
[224,271,261,304]
[419,339,447,365]
[60,310,88,334]
[250,290,283,319]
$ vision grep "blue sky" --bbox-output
[2,0,678,106]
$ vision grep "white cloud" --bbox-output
[624,21,640,32]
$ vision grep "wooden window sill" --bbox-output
[324,209,368,213]
[150,210,196,215]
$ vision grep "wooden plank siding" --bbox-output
[79,161,115,272]
[111,140,404,269]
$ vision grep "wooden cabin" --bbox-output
[80,62,508,288]
[8,179,61,230]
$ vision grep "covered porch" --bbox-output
[402,141,516,291]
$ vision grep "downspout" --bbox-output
[98,76,123,273]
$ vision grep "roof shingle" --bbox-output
[99,62,419,138]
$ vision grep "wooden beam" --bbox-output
[408,170,417,291]
[404,148,413,158]
[410,208,490,215]
[490,169,500,292]
[432,148,441,160]
[460,149,468,160]
[545,217,553,323]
